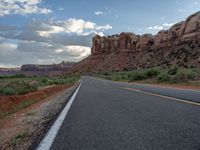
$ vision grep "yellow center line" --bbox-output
[119,87,200,106]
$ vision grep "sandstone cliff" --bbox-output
[74,12,200,73]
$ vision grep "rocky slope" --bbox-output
[73,12,200,73]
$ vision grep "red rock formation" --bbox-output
[74,12,200,73]
[21,61,76,76]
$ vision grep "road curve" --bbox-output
[50,76,200,150]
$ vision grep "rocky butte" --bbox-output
[21,61,76,76]
[73,12,200,73]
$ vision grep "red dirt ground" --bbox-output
[0,83,73,113]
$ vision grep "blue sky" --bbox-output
[0,0,199,67]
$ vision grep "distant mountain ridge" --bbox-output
[73,11,200,73]
[0,61,76,76]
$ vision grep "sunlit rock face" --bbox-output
[74,12,200,73]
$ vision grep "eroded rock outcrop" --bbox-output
[74,12,200,73]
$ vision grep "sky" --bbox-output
[0,0,199,67]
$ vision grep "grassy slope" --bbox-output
[0,75,80,96]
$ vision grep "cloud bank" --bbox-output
[0,18,112,67]
[0,0,52,16]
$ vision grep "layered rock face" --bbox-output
[74,12,200,72]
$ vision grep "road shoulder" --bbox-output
[0,82,79,150]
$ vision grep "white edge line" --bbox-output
[36,80,82,150]
[123,87,200,106]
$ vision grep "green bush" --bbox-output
[2,87,16,95]
[0,74,25,79]
[103,72,110,76]
[47,79,55,85]
[168,66,178,75]
[0,75,80,96]
[94,67,200,84]
[54,79,65,84]
[157,72,170,82]
[0,81,39,96]
[121,74,129,80]
[40,78,48,85]
[128,72,148,81]
[111,75,122,81]
[173,69,199,82]
[145,67,161,78]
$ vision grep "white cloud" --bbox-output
[36,18,112,37]
[146,23,174,31]
[0,0,52,16]
[0,17,112,66]
[65,46,91,59]
[147,26,163,30]
[0,18,112,44]
[95,24,112,30]
[94,11,103,15]
[163,23,174,27]
[37,25,64,37]
[0,40,91,66]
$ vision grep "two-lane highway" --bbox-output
[50,76,200,150]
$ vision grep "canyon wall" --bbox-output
[73,12,200,73]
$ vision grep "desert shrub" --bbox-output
[128,71,148,81]
[13,99,35,112]
[63,76,79,83]
[172,69,199,82]
[0,81,38,96]
[11,131,27,146]
[103,72,110,76]
[17,82,38,95]
[157,72,170,82]
[54,78,65,84]
[145,67,161,78]
[2,87,15,95]
[111,75,122,81]
[168,66,179,75]
[0,74,25,79]
[40,78,49,85]
[47,79,55,85]
[120,74,129,80]
[11,74,26,78]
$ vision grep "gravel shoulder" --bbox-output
[0,82,79,150]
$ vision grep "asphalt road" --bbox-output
[50,76,200,150]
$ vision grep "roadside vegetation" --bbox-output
[0,74,80,96]
[0,74,80,119]
[94,66,200,86]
